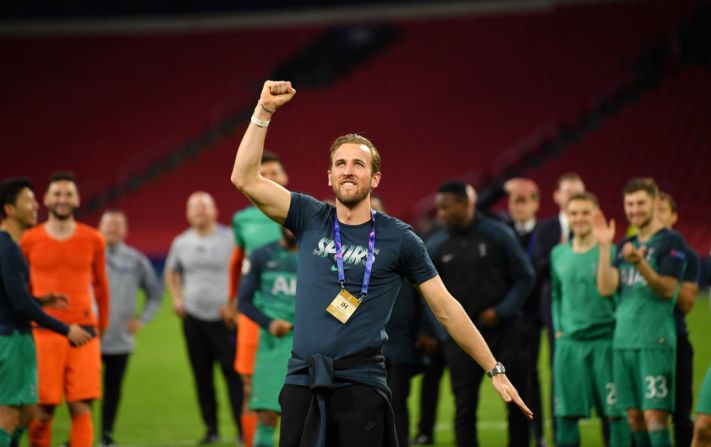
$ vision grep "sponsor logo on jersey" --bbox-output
[621,267,648,287]
[271,275,297,296]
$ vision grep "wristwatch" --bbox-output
[487,362,506,378]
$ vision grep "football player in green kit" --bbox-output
[595,178,688,447]
[693,365,711,446]
[551,192,630,446]
[238,227,297,447]
[229,152,288,446]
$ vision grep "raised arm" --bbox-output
[231,81,295,224]
[593,211,619,296]
[417,275,533,419]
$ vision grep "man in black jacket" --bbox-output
[506,179,547,446]
[429,180,535,447]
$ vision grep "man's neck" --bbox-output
[572,232,596,252]
[336,199,372,225]
[0,219,24,242]
[462,214,475,228]
[637,219,663,242]
[45,215,76,240]
[194,222,216,237]
[514,217,536,233]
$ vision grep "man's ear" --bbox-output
[3,203,14,218]
[370,172,381,190]
[327,170,332,187]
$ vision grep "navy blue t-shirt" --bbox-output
[283,192,438,363]
[0,231,68,335]
[673,238,700,337]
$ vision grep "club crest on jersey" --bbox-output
[312,237,380,266]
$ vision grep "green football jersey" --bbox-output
[232,205,282,256]
[243,242,298,324]
[551,243,617,340]
[613,228,687,350]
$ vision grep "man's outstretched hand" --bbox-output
[260,80,296,112]
[491,374,534,419]
[592,210,615,246]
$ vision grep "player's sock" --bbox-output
[608,418,631,446]
[0,428,12,447]
[29,418,53,447]
[241,412,257,447]
[253,423,275,447]
[9,427,26,447]
[70,412,94,447]
[555,417,580,447]
[648,428,671,447]
[633,431,651,446]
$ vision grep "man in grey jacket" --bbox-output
[98,210,162,447]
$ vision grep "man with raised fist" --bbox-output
[230,80,532,447]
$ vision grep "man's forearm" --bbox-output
[597,243,618,296]
[164,270,183,302]
[231,104,270,191]
[434,296,497,371]
[636,259,678,299]
[677,282,697,313]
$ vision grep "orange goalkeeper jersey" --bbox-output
[20,222,110,330]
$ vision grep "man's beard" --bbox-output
[333,185,370,208]
[49,206,75,221]
[634,214,654,231]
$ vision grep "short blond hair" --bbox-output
[329,134,381,174]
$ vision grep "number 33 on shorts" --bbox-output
[644,375,669,399]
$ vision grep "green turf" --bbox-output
[21,294,711,446]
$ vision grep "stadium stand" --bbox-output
[1,1,704,255]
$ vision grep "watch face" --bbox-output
[489,363,505,377]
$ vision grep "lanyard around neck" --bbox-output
[333,210,376,299]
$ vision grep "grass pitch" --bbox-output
[24,294,711,446]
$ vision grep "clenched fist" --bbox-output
[260,80,296,112]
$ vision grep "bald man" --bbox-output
[165,192,243,445]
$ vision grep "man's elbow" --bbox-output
[231,172,247,191]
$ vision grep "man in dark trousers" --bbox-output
[506,179,547,446]
[428,180,535,447]
[657,191,700,447]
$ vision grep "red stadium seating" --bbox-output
[0,27,322,200]
[1,2,699,254]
